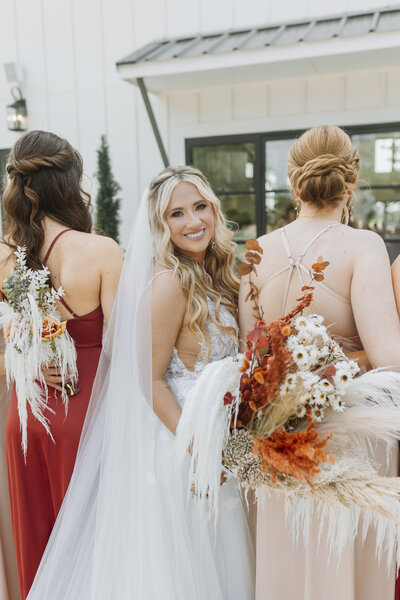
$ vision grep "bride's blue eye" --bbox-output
[171,210,184,218]
[196,203,207,210]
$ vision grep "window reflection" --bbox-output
[265,139,296,233]
[192,143,255,193]
[353,131,400,186]
[220,194,257,241]
[375,138,400,173]
[191,142,257,246]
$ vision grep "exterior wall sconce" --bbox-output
[7,87,28,132]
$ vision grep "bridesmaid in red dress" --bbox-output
[0,131,123,599]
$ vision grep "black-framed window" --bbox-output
[186,123,400,262]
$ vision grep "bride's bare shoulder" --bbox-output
[152,264,185,300]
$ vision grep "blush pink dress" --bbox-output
[255,225,397,600]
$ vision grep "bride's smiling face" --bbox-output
[165,181,215,262]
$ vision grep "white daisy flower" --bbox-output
[328,394,345,412]
[292,348,310,370]
[286,335,300,351]
[295,404,307,418]
[346,360,360,375]
[319,346,330,358]
[333,368,352,389]
[311,405,325,422]
[312,390,327,407]
[296,329,315,345]
[294,316,309,330]
[307,346,320,366]
[319,378,334,393]
[308,314,324,325]
[299,372,319,390]
[284,373,298,390]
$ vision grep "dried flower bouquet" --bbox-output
[177,239,400,565]
[0,247,78,456]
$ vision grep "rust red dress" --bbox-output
[5,231,103,599]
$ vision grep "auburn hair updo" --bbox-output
[288,125,360,209]
[2,130,92,270]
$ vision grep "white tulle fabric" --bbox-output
[27,191,254,600]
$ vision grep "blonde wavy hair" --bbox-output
[288,125,360,219]
[148,165,239,359]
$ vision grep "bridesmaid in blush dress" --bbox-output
[0,131,122,599]
[239,125,400,600]
[391,255,400,600]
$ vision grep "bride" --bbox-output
[27,166,254,599]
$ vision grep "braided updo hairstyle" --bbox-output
[2,130,92,270]
[288,125,360,214]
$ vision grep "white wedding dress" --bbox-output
[27,192,254,600]
[162,294,255,599]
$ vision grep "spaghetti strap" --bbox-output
[42,229,71,265]
[42,229,79,319]
[150,269,173,284]
[261,223,350,315]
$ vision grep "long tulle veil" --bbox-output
[27,190,215,599]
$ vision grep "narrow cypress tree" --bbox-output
[95,135,121,244]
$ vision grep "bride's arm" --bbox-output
[351,232,400,369]
[151,271,187,434]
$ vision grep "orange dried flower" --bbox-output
[237,263,254,276]
[245,239,263,254]
[252,416,334,486]
[254,372,264,385]
[245,251,262,265]
[312,260,329,272]
[281,325,291,336]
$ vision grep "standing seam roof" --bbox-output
[117,5,400,66]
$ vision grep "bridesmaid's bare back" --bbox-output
[0,220,122,325]
[256,220,365,338]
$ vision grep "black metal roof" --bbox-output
[118,6,400,66]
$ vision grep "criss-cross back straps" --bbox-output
[263,223,350,315]
[42,229,78,318]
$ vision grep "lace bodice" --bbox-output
[166,299,238,407]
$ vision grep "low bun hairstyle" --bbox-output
[288,126,360,209]
[2,130,92,270]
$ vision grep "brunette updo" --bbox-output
[288,125,360,209]
[2,130,92,270]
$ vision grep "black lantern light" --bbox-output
[7,87,27,132]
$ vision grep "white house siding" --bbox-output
[167,67,400,164]
[0,0,399,244]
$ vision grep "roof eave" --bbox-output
[116,30,400,93]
